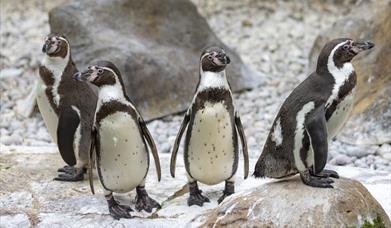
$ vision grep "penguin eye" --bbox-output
[343,45,349,50]
[207,55,213,60]
[97,69,104,74]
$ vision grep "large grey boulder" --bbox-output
[193,177,391,227]
[308,1,391,145]
[49,0,262,120]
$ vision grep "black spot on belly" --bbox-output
[197,129,200,133]
[117,176,119,179]
[204,143,207,147]
[125,139,128,142]
[208,151,211,154]
[200,119,202,123]
[117,154,120,157]
[115,158,118,161]
[215,155,218,158]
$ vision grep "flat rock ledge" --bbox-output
[193,177,391,228]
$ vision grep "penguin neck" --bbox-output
[42,48,71,80]
[197,69,229,93]
[98,83,128,105]
[323,51,355,108]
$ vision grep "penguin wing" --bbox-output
[138,116,161,182]
[170,111,190,178]
[235,112,249,179]
[88,128,96,195]
[305,105,328,174]
[57,106,80,166]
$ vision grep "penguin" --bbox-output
[253,38,374,188]
[170,47,249,206]
[74,61,161,219]
[38,34,98,181]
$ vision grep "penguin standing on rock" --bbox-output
[253,38,374,188]
[38,34,97,181]
[74,61,161,219]
[170,47,249,206]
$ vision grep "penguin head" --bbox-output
[42,34,70,58]
[200,46,231,72]
[74,61,123,88]
[317,38,374,70]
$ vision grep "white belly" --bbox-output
[98,112,148,193]
[36,80,58,143]
[327,92,355,139]
[187,102,235,185]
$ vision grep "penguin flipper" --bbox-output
[170,111,190,178]
[235,112,249,179]
[305,105,328,174]
[57,106,80,166]
[138,116,161,182]
[88,129,96,195]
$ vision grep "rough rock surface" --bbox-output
[308,0,391,146]
[48,0,261,120]
[1,146,390,227]
[194,177,391,228]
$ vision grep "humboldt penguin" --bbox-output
[74,61,161,219]
[38,34,97,181]
[170,47,249,206]
[253,38,374,188]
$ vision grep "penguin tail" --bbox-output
[253,156,267,178]
[253,152,296,179]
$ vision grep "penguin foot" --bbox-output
[218,181,235,204]
[300,170,334,188]
[53,167,86,182]
[313,169,339,179]
[106,194,133,220]
[187,182,210,207]
[135,186,160,213]
[57,165,75,173]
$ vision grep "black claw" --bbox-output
[310,169,339,179]
[53,167,85,182]
[187,182,210,207]
[135,186,160,212]
[106,194,133,220]
[300,170,334,188]
[57,165,75,173]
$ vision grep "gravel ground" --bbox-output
[0,0,390,171]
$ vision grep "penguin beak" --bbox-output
[216,53,230,65]
[73,70,92,81]
[351,41,374,54]
[42,42,50,53]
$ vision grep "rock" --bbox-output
[308,1,391,145]
[329,154,354,166]
[194,177,391,227]
[1,144,390,227]
[0,68,23,79]
[0,214,31,228]
[49,0,262,120]
[377,144,391,161]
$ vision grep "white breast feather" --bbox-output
[271,118,283,146]
[293,102,315,171]
[71,105,81,165]
[41,41,70,107]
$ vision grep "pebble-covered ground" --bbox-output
[1,0,390,171]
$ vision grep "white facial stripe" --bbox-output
[200,53,209,62]
[326,40,354,108]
